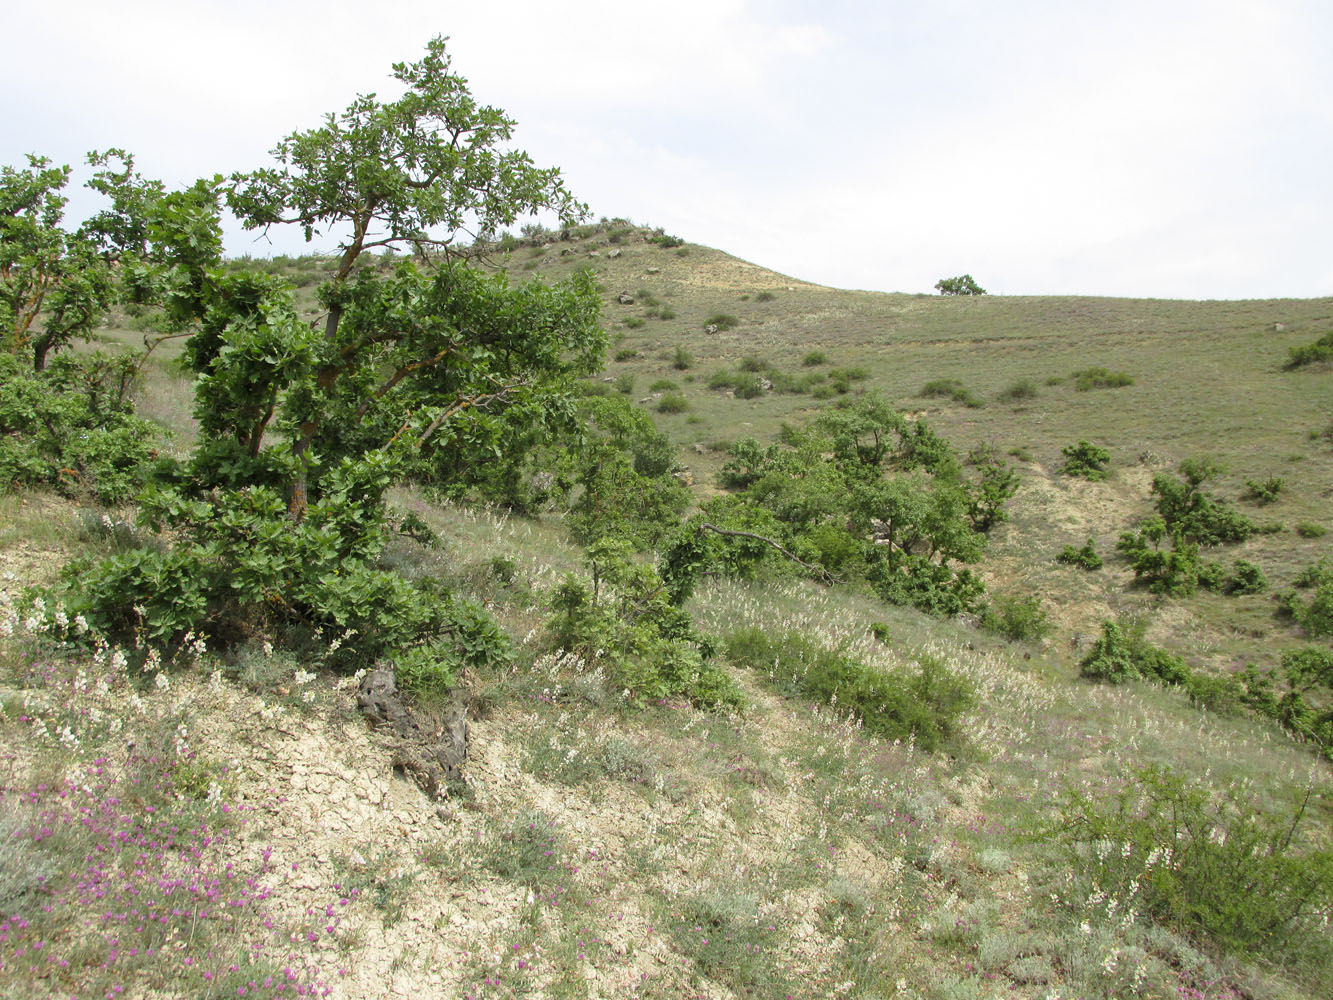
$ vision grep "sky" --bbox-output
[4,0,1331,299]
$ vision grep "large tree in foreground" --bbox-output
[64,38,604,661]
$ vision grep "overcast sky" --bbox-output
[5,1,1331,299]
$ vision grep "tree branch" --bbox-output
[697,523,838,584]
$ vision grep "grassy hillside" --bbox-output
[2,225,1331,1000]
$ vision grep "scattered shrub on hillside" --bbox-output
[656,306,677,320]
[1057,538,1103,570]
[635,288,659,307]
[1061,440,1111,480]
[980,593,1050,642]
[546,542,740,710]
[755,290,776,302]
[724,628,973,750]
[657,393,689,414]
[1071,366,1134,390]
[614,348,637,362]
[738,355,767,373]
[615,373,634,395]
[1008,445,1034,462]
[1296,521,1326,538]
[647,232,684,248]
[802,350,826,366]
[707,369,767,399]
[648,378,678,392]
[1224,559,1268,596]
[997,379,1039,403]
[704,313,739,331]
[1152,459,1255,546]
[1080,620,1190,686]
[920,378,984,408]
[1244,475,1285,505]
[623,316,645,329]
[1285,330,1333,369]
[1050,765,1333,964]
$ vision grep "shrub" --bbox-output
[656,393,689,414]
[1224,559,1268,595]
[996,378,1038,403]
[1151,462,1255,545]
[704,313,739,331]
[1050,765,1333,964]
[724,628,973,751]
[738,355,768,373]
[755,290,776,302]
[1285,330,1333,369]
[1080,620,1191,685]
[1061,440,1111,480]
[648,378,678,392]
[1244,475,1285,504]
[980,593,1050,642]
[1071,366,1134,390]
[615,373,634,395]
[802,350,826,366]
[1295,522,1326,538]
[647,232,684,248]
[1057,538,1103,570]
[623,316,645,329]
[921,378,983,408]
[657,306,676,320]
[614,348,637,361]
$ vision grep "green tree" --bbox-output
[224,36,592,517]
[934,274,986,296]
[59,39,605,661]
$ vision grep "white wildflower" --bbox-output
[155,672,171,692]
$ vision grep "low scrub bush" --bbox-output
[996,378,1039,403]
[704,312,739,331]
[724,627,973,751]
[980,593,1050,642]
[1050,765,1333,969]
[1244,476,1285,505]
[1295,521,1326,538]
[802,350,826,366]
[614,348,637,362]
[671,346,692,369]
[1080,620,1190,686]
[1057,538,1103,570]
[1071,366,1134,390]
[656,393,689,414]
[920,378,984,408]
[1285,330,1333,369]
[1061,440,1111,480]
[648,378,678,392]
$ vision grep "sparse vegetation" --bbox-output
[1072,366,1135,390]
[1061,440,1111,480]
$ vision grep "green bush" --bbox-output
[648,378,678,392]
[738,355,768,373]
[1295,522,1326,538]
[0,353,160,504]
[647,232,684,248]
[996,378,1038,403]
[754,290,776,303]
[546,548,740,710]
[1060,440,1111,480]
[624,316,645,329]
[980,593,1050,642]
[920,378,983,408]
[1224,559,1268,595]
[1285,331,1333,369]
[802,350,826,366]
[671,346,692,370]
[1051,765,1333,966]
[615,373,634,395]
[1244,476,1285,504]
[656,393,689,414]
[1071,366,1134,390]
[704,313,739,331]
[1080,620,1190,686]
[724,628,973,751]
[614,348,637,362]
[1057,538,1103,570]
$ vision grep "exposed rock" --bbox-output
[704,324,719,335]
[607,249,622,259]
[645,267,660,275]
[617,293,635,305]
[357,664,467,800]
[692,442,708,455]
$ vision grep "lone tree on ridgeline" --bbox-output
[935,274,987,296]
